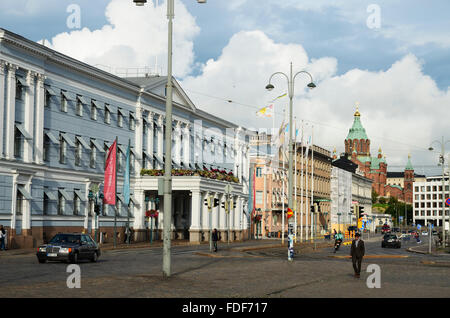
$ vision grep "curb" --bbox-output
[328,255,409,259]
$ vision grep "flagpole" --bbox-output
[305,127,309,241]
[300,120,304,242]
[311,125,314,242]
[127,139,131,245]
[294,118,298,243]
[114,136,118,249]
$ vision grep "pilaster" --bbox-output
[24,71,35,163]
[34,74,45,164]
[0,60,5,157]
[5,63,18,159]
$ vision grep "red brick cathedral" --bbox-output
[342,105,414,203]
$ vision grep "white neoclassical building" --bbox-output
[0,28,251,248]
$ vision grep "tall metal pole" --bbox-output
[114,136,118,249]
[288,63,294,222]
[163,0,174,278]
[441,137,446,248]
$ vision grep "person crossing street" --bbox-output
[350,232,365,278]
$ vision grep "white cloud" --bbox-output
[181,32,450,172]
[43,0,199,78]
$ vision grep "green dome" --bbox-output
[346,115,368,141]
[405,154,413,171]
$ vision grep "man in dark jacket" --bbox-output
[212,228,220,252]
[350,232,365,278]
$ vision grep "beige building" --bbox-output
[250,132,332,240]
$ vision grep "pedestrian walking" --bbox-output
[212,228,221,252]
[0,225,6,251]
[350,232,365,278]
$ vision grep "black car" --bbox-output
[37,233,100,263]
[381,234,401,248]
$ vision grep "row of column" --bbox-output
[0,60,45,164]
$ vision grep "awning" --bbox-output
[129,112,136,120]
[91,139,105,153]
[60,133,76,148]
[130,147,141,160]
[74,189,86,202]
[117,194,125,203]
[61,91,73,101]
[58,189,72,201]
[16,77,28,87]
[118,144,128,155]
[117,108,126,116]
[143,151,152,159]
[45,86,57,95]
[130,196,139,206]
[17,186,32,200]
[75,136,90,149]
[76,95,88,104]
[15,123,33,140]
[44,189,58,201]
[91,100,102,108]
[104,104,114,112]
[45,130,59,144]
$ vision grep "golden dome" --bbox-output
[354,102,360,117]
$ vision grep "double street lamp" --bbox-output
[429,136,450,248]
[134,0,207,278]
[266,63,315,240]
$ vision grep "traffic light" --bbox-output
[350,206,354,214]
[94,204,100,215]
[204,196,212,210]
[214,198,219,207]
[310,205,315,213]
[359,206,365,214]
[317,205,321,213]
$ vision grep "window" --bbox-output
[16,188,24,215]
[433,186,437,192]
[43,135,50,162]
[74,192,81,215]
[104,105,111,124]
[118,109,123,127]
[45,90,51,107]
[118,149,123,172]
[129,114,135,131]
[16,79,24,100]
[60,91,68,112]
[256,167,262,177]
[58,191,65,215]
[75,140,82,166]
[43,193,49,215]
[76,96,83,116]
[90,141,96,168]
[91,101,97,120]
[59,134,66,164]
[14,126,23,159]
[255,191,263,204]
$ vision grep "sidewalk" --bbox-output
[407,243,450,256]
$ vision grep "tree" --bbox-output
[372,189,379,204]
[379,197,387,204]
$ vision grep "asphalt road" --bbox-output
[1,235,449,298]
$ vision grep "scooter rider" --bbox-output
[334,231,343,253]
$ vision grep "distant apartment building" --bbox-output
[413,175,450,227]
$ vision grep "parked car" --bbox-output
[421,231,428,236]
[36,233,100,264]
[382,234,401,248]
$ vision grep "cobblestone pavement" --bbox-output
[1,237,449,298]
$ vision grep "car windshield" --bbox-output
[385,235,397,239]
[49,234,81,244]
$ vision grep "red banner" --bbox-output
[103,140,117,205]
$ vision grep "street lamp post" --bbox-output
[266,63,315,233]
[429,136,450,248]
[133,0,207,278]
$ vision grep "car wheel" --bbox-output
[91,252,98,262]
[38,258,46,264]
[71,252,79,264]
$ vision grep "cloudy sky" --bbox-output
[1,0,449,175]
